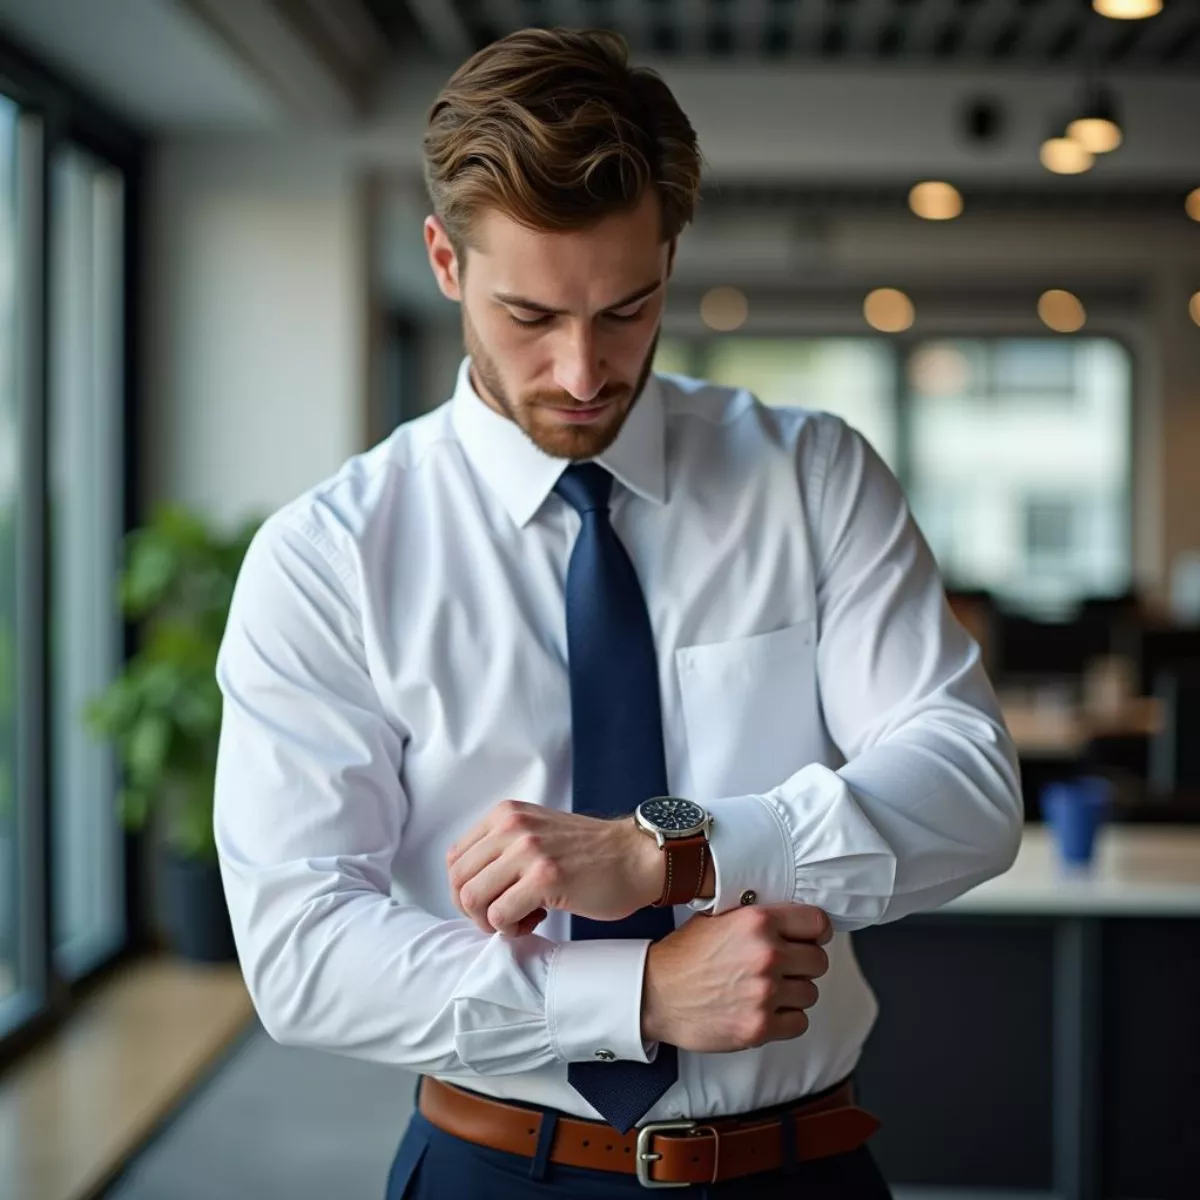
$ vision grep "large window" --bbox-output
[0,45,140,1066]
[49,145,126,980]
[0,94,21,1013]
[655,334,1132,615]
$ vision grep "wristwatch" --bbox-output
[633,796,714,907]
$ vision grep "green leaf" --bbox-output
[126,714,171,783]
[81,504,266,860]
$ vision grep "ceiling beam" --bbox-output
[179,0,365,121]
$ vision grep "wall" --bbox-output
[143,135,365,527]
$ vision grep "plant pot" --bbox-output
[160,849,237,963]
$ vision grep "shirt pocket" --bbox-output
[675,618,820,801]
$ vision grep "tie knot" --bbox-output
[554,463,613,516]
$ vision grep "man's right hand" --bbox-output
[641,904,832,1053]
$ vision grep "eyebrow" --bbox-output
[492,280,662,316]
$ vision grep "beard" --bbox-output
[463,308,659,461]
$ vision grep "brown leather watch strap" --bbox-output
[653,832,709,907]
[418,1076,882,1185]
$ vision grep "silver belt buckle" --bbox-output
[635,1119,698,1188]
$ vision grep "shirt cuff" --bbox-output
[695,793,795,916]
[546,939,658,1064]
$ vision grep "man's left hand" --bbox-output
[446,801,663,937]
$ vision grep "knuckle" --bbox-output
[741,906,772,935]
[747,976,775,1007]
[531,857,560,886]
[499,811,527,835]
[752,945,783,975]
[459,885,477,911]
[741,1014,771,1047]
[514,831,543,855]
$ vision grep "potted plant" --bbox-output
[85,504,262,962]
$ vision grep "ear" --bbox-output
[424,215,463,303]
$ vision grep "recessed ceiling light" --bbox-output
[1093,0,1163,18]
[1039,290,1087,333]
[864,288,915,334]
[1186,188,1200,223]
[1040,136,1094,175]
[1068,84,1123,153]
[1189,292,1200,328]
[909,181,964,220]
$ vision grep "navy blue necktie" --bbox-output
[554,463,678,1133]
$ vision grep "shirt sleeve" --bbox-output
[214,511,653,1074]
[702,416,1023,930]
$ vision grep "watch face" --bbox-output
[639,796,706,835]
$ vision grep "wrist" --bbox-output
[627,816,666,909]
[640,941,672,1045]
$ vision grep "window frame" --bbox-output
[0,30,145,1075]
[657,323,1137,614]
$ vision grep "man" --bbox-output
[214,27,1022,1200]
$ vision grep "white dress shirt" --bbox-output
[214,357,1022,1125]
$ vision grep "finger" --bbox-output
[447,831,507,906]
[487,876,548,938]
[510,908,548,938]
[767,1009,811,1042]
[779,941,829,981]
[773,903,833,946]
[775,977,820,1011]
[446,812,498,868]
[460,856,524,933]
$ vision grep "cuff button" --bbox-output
[594,1048,616,1061]
[740,890,758,906]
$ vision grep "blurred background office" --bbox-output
[1,1,1198,1198]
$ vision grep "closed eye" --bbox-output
[506,304,648,329]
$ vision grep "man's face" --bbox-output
[424,191,672,460]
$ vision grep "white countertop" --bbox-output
[941,825,1200,916]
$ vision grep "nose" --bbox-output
[552,326,606,403]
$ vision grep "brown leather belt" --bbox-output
[418,1075,882,1187]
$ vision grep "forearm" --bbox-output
[223,850,660,1073]
[700,706,1022,930]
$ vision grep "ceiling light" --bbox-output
[1038,290,1087,333]
[1067,85,1123,154]
[1092,0,1163,17]
[1040,134,1094,175]
[864,288,915,334]
[909,181,964,221]
[1186,188,1200,222]
[1190,292,1200,328]
[700,287,748,332]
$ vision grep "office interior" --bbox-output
[0,1,1198,1198]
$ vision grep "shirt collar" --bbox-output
[449,356,667,529]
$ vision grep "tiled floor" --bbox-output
[0,958,252,1200]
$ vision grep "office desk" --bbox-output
[1000,694,1161,759]
[853,826,1200,1200]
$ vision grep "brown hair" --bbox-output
[423,27,702,251]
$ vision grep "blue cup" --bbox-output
[1042,776,1112,866]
